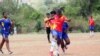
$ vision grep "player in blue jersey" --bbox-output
[62,22,70,51]
[0,12,13,54]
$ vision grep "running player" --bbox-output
[59,7,70,50]
[88,16,95,37]
[62,21,70,49]
[49,11,60,56]
[49,11,56,38]
[44,13,51,43]
[0,12,13,54]
[49,9,69,55]
[52,9,68,53]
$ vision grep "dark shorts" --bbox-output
[46,27,50,34]
[1,30,10,38]
[89,26,94,31]
[51,30,62,40]
[62,32,68,39]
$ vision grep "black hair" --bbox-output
[60,7,65,12]
[56,9,62,15]
[50,10,56,15]
[46,13,50,16]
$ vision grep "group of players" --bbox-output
[44,9,71,56]
[0,10,70,55]
[44,8,95,56]
[0,7,95,55]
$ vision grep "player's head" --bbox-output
[2,12,8,18]
[90,16,93,19]
[88,15,93,19]
[60,7,65,12]
[46,13,50,18]
[50,10,56,18]
[56,9,62,16]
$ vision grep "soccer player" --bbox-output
[44,13,51,43]
[89,16,95,37]
[49,9,70,54]
[49,11,56,37]
[54,9,71,53]
[0,12,13,54]
[52,9,68,53]
[49,11,60,56]
[62,21,70,49]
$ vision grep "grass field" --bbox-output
[0,33,100,56]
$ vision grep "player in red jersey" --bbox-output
[53,9,68,53]
[88,16,95,37]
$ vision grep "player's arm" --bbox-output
[0,20,2,25]
[64,16,71,22]
[44,18,50,23]
[10,20,14,33]
[64,16,71,32]
[0,19,3,26]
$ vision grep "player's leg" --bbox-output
[0,38,5,54]
[64,33,70,45]
[89,26,92,37]
[57,31,65,53]
[56,38,61,56]
[91,26,95,37]
[0,38,5,49]
[90,31,92,36]
[91,31,94,36]
[61,39,65,52]
[89,26,94,37]
[4,34,13,54]
[61,32,66,52]
[0,34,6,54]
[48,27,51,42]
[50,45,54,56]
[57,38,60,46]
[46,27,51,43]
[64,37,70,46]
[50,30,59,56]
[54,31,61,56]
[62,32,70,49]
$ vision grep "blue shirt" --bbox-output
[62,22,69,32]
[0,18,11,33]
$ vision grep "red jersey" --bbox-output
[89,17,95,26]
[54,15,66,32]
[49,19,56,30]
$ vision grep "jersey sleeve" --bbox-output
[0,19,3,25]
[0,19,3,22]
[8,19,12,27]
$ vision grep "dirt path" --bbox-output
[0,33,100,56]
